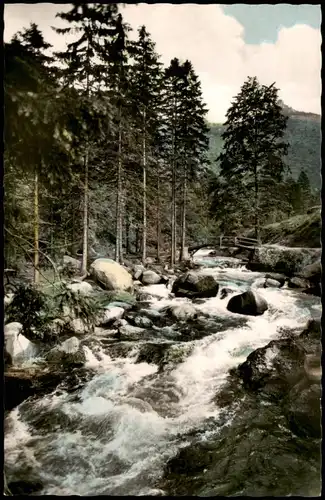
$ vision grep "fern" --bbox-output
[53,282,102,329]
[5,282,102,341]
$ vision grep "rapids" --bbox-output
[4,249,321,496]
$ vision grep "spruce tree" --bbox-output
[54,2,119,272]
[163,58,188,265]
[297,168,312,211]
[5,24,74,283]
[99,12,132,263]
[177,60,209,260]
[129,25,163,263]
[218,76,289,239]
[163,58,209,263]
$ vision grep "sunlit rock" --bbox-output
[90,258,133,292]
[70,318,90,335]
[133,265,145,280]
[141,270,161,285]
[4,293,14,306]
[95,306,124,326]
[5,322,38,365]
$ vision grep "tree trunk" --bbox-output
[50,202,54,256]
[171,109,176,267]
[135,225,140,254]
[119,193,123,263]
[142,110,147,264]
[82,40,90,274]
[34,169,39,284]
[254,164,260,241]
[71,197,77,256]
[157,171,161,263]
[115,114,123,263]
[173,177,177,264]
[81,151,89,274]
[125,212,130,255]
[180,166,187,261]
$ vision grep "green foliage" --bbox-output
[5,284,51,332]
[54,283,101,329]
[212,77,291,235]
[6,6,320,279]
[5,282,102,339]
[244,209,320,248]
[208,113,321,190]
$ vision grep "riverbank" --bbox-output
[244,207,320,248]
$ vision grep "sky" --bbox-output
[4,3,321,123]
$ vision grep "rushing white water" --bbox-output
[4,250,321,496]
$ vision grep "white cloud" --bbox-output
[4,3,321,123]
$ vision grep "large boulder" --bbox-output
[295,261,321,296]
[46,336,86,366]
[235,338,305,394]
[286,382,321,439]
[288,277,309,289]
[141,270,161,285]
[252,276,282,289]
[172,272,219,299]
[264,278,282,288]
[248,246,321,276]
[227,290,268,316]
[117,324,147,341]
[90,258,133,292]
[5,322,38,365]
[232,319,320,396]
[296,261,321,282]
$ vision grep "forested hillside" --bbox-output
[208,105,321,188]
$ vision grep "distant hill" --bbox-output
[208,102,321,189]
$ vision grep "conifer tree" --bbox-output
[129,25,163,263]
[99,12,132,263]
[163,58,188,265]
[163,58,209,263]
[218,76,289,239]
[5,24,74,283]
[54,2,119,272]
[297,168,312,212]
[177,60,209,261]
